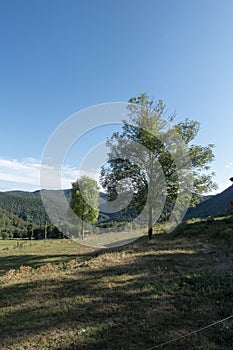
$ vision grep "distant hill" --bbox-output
[6,190,41,197]
[1,185,232,228]
[0,191,49,225]
[185,185,233,219]
[0,189,138,226]
[1,189,109,225]
[6,189,72,199]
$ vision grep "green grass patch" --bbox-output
[0,228,233,349]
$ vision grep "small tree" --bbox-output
[70,176,99,239]
[100,93,216,239]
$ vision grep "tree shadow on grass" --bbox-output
[0,245,106,277]
[0,254,83,276]
[1,235,232,350]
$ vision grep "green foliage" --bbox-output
[0,207,29,239]
[101,93,216,238]
[32,224,64,240]
[0,191,49,226]
[70,176,99,238]
[0,205,65,240]
[0,191,70,240]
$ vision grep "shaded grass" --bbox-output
[169,215,233,250]
[0,239,94,276]
[0,225,233,349]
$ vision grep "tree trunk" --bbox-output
[44,221,47,240]
[148,205,153,239]
[81,220,84,240]
[31,222,34,240]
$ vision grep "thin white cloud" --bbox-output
[225,162,233,168]
[0,157,98,192]
[0,158,40,191]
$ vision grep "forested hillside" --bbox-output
[0,207,29,239]
[0,191,49,226]
[0,190,138,228]
[185,185,233,219]
[1,184,232,239]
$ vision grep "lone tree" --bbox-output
[70,176,99,239]
[100,93,216,239]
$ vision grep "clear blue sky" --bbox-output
[0,0,233,192]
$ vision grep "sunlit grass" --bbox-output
[74,227,147,248]
[0,218,233,349]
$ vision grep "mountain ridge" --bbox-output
[0,185,232,225]
[185,185,233,219]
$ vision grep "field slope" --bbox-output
[0,219,233,349]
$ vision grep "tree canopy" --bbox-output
[100,93,216,238]
[70,176,99,239]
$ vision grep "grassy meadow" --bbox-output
[0,218,233,349]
